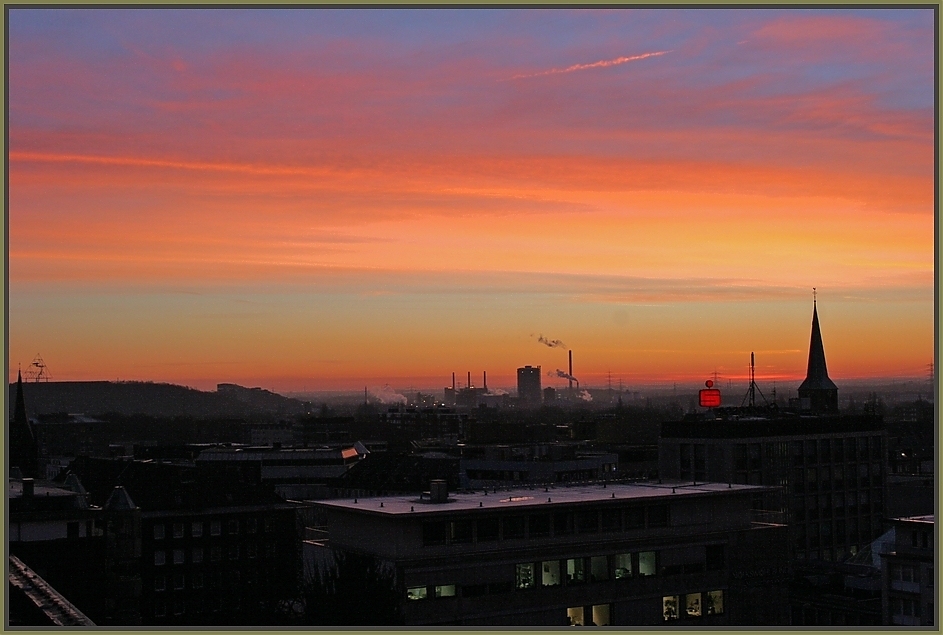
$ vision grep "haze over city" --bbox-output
[8,8,934,393]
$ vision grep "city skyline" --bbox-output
[7,8,935,392]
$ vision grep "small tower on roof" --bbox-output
[797,289,838,413]
[10,369,40,478]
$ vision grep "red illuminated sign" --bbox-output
[699,388,721,408]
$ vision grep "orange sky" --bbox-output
[7,9,935,393]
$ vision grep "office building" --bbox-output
[310,480,790,626]
[517,366,542,407]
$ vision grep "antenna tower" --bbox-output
[740,352,768,408]
[24,354,51,382]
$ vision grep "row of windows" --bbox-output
[154,569,270,593]
[793,492,883,520]
[421,505,669,546]
[789,437,884,466]
[663,590,724,620]
[791,464,883,493]
[152,518,274,541]
[153,543,274,566]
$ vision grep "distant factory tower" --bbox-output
[797,290,838,413]
[517,365,542,407]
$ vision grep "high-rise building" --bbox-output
[517,366,542,407]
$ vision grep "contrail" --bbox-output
[509,50,671,80]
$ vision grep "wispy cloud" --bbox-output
[508,50,671,80]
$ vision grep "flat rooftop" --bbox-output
[314,480,765,516]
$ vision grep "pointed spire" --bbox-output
[798,293,838,412]
[10,369,38,477]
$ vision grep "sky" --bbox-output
[7,8,936,394]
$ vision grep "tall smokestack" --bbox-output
[483,371,487,391]
[452,372,455,391]
[569,350,573,392]
[468,371,471,388]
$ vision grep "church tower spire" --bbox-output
[797,290,838,413]
[10,369,39,477]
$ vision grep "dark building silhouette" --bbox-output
[517,366,542,407]
[797,299,838,413]
[10,370,40,478]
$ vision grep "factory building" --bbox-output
[309,481,790,626]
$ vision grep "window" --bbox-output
[210,521,221,536]
[154,600,166,617]
[173,549,185,565]
[686,593,702,617]
[449,519,473,543]
[515,563,535,589]
[542,560,561,586]
[154,576,166,592]
[422,521,447,546]
[663,596,680,621]
[191,521,203,538]
[477,517,499,542]
[247,543,258,559]
[706,544,725,571]
[228,520,240,535]
[614,553,632,579]
[192,547,203,563]
[592,604,611,626]
[639,551,656,576]
[600,508,620,531]
[264,517,274,533]
[173,573,185,590]
[210,546,221,562]
[173,598,185,616]
[153,525,165,540]
[553,512,573,536]
[434,584,456,598]
[406,586,427,600]
[625,507,645,529]
[529,514,551,537]
[566,558,585,584]
[706,590,724,615]
[154,551,166,566]
[503,516,526,540]
[192,571,203,589]
[247,518,258,534]
[590,556,608,582]
[577,511,599,534]
[227,545,239,560]
[173,523,184,539]
[648,505,668,527]
[567,606,585,626]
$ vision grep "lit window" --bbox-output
[567,606,585,626]
[434,584,456,598]
[173,549,185,565]
[614,553,632,579]
[639,551,656,576]
[153,525,165,540]
[191,522,203,537]
[592,604,611,626]
[566,558,585,584]
[706,590,724,615]
[685,593,702,617]
[663,596,679,621]
[542,560,561,587]
[406,586,427,600]
[516,563,536,589]
[154,551,166,566]
[173,523,184,539]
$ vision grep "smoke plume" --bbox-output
[579,390,593,402]
[536,334,567,349]
[551,369,577,382]
[370,385,407,405]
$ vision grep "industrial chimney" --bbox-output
[569,350,573,393]
[483,371,487,391]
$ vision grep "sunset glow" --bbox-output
[7,8,935,392]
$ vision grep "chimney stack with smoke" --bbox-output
[569,350,573,393]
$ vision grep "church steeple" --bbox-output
[10,369,39,477]
[797,291,838,413]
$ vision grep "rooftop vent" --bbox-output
[430,480,448,504]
